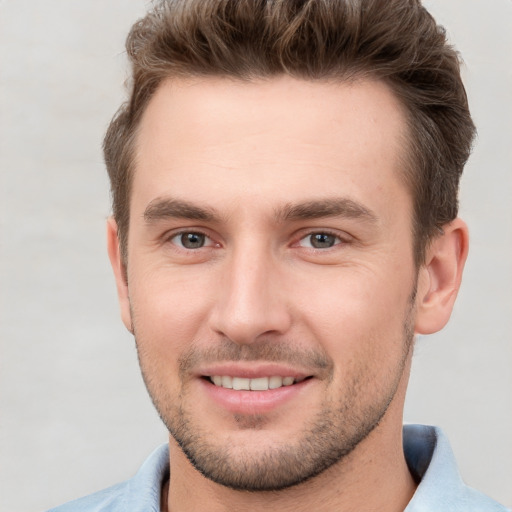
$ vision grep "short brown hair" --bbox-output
[103,0,476,266]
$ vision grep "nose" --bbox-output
[209,243,292,345]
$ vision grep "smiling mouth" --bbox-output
[206,375,310,391]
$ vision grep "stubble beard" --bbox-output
[133,301,416,492]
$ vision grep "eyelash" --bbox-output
[295,230,347,250]
[167,230,217,250]
[165,229,348,252]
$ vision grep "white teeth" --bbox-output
[232,377,250,390]
[268,376,283,389]
[250,377,269,391]
[221,376,233,389]
[210,375,301,390]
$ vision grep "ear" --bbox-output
[106,217,133,334]
[414,218,469,335]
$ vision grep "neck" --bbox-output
[167,432,415,512]
[165,360,416,512]
[165,415,416,510]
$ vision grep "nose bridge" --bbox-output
[210,237,290,344]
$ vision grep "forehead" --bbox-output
[133,75,411,219]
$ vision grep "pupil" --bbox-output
[181,232,205,249]
[311,233,335,248]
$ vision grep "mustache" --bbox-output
[178,339,334,378]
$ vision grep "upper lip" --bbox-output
[196,362,312,379]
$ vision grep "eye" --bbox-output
[170,231,214,249]
[298,232,342,249]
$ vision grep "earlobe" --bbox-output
[106,217,133,334]
[414,218,469,335]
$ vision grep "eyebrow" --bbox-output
[277,198,378,224]
[143,196,378,225]
[144,198,221,223]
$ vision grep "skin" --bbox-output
[108,76,468,512]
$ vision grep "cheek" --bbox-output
[128,265,216,356]
[295,266,414,361]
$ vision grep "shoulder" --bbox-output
[45,444,170,512]
[45,481,129,512]
[404,424,509,512]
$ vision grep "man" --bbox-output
[48,0,508,510]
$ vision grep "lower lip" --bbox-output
[200,378,312,415]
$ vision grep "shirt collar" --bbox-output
[128,425,501,512]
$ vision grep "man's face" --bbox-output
[120,76,421,490]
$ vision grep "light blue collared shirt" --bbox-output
[47,425,509,511]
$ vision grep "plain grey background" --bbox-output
[1,1,511,511]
